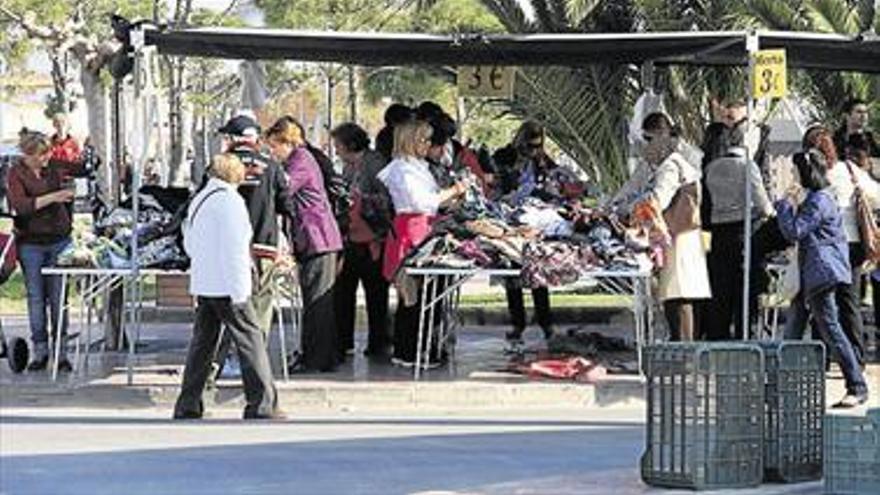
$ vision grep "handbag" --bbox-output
[846,163,880,264]
[661,158,701,236]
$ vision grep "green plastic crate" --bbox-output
[824,409,880,495]
[641,343,765,490]
[762,341,825,483]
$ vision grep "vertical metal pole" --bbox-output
[743,32,759,341]
[325,67,334,160]
[112,80,124,205]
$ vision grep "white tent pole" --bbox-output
[743,31,759,341]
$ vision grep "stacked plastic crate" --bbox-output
[640,343,765,489]
[824,408,880,495]
[761,341,825,482]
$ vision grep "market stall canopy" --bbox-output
[143,28,880,72]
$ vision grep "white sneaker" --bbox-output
[390,357,415,368]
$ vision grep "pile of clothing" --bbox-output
[57,187,190,270]
[402,190,653,287]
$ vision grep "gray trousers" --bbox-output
[174,296,277,418]
[213,258,274,370]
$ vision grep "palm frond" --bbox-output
[855,0,875,32]
[565,0,601,27]
[509,64,638,191]
[739,0,803,30]
[806,0,861,34]
[531,0,559,31]
[478,0,533,32]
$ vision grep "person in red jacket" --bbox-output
[49,113,81,180]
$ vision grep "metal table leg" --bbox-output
[414,275,430,380]
[276,281,289,382]
[51,272,69,382]
[125,276,135,385]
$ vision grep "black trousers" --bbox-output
[838,242,866,365]
[299,251,340,371]
[504,283,552,336]
[174,297,277,418]
[334,243,390,354]
[393,276,445,363]
[705,223,760,340]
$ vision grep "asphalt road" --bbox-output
[0,407,823,495]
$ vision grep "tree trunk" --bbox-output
[347,65,358,122]
[167,58,191,187]
[80,68,111,197]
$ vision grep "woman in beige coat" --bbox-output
[617,113,711,340]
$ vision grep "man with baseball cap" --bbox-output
[211,112,294,379]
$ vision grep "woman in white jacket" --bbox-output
[622,113,711,340]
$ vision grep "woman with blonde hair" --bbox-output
[377,120,466,366]
[265,116,342,372]
[6,132,80,371]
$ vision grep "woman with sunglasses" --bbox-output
[627,113,710,341]
[492,122,567,348]
[6,132,79,372]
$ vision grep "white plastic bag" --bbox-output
[780,248,800,302]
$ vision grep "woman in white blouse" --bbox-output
[378,120,466,366]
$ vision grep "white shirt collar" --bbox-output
[206,177,238,191]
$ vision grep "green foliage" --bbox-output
[412,0,505,33]
[363,67,454,106]
[257,0,410,31]
[737,0,879,125]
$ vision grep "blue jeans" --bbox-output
[808,285,867,396]
[783,292,809,340]
[18,239,71,357]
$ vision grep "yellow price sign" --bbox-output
[458,66,514,99]
[752,49,787,99]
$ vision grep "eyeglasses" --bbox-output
[526,141,543,150]
[642,134,654,143]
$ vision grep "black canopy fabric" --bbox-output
[144,28,880,72]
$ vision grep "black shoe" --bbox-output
[56,358,73,373]
[8,338,29,373]
[26,356,48,372]
[505,328,525,342]
[541,326,556,340]
[172,410,204,420]
[364,345,392,358]
[244,409,287,421]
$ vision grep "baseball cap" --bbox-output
[218,115,261,138]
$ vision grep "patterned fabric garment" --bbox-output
[520,241,599,288]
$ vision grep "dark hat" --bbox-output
[218,114,260,138]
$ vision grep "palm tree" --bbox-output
[443,0,878,190]
[737,0,879,125]
[479,0,641,191]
